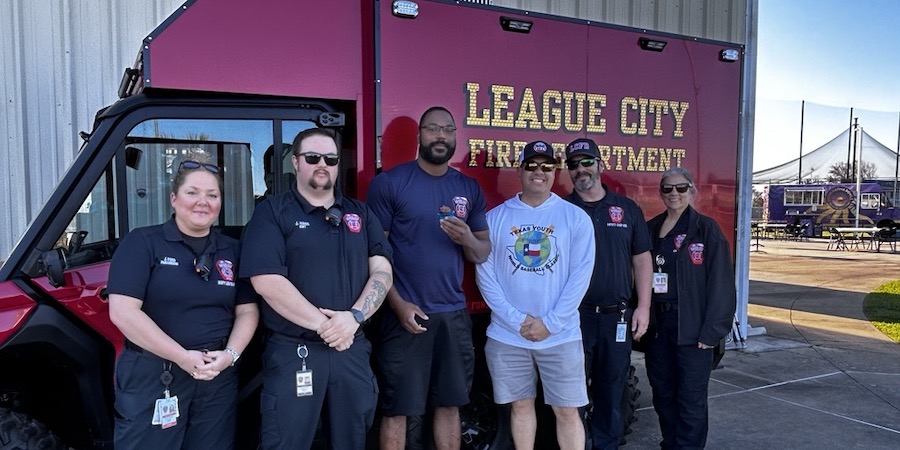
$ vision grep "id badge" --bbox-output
[653,272,668,294]
[152,395,179,428]
[296,370,313,397]
[615,321,627,343]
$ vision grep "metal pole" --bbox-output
[856,127,862,228]
[851,118,859,182]
[799,100,805,183]
[895,111,899,206]
[847,108,854,181]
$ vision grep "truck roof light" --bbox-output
[500,16,532,33]
[638,37,667,52]
[392,1,418,18]
[720,48,740,62]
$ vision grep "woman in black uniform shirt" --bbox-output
[108,159,259,449]
[644,167,736,450]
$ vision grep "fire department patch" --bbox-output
[216,260,235,282]
[343,213,362,233]
[452,196,470,219]
[608,206,624,223]
[688,242,704,265]
[674,233,687,251]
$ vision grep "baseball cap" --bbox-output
[520,140,555,163]
[565,138,600,161]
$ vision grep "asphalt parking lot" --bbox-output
[624,238,900,449]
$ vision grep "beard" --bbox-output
[573,170,598,192]
[419,140,456,165]
[308,170,334,190]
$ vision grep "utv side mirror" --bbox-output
[125,146,143,170]
[41,248,67,288]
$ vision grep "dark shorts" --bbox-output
[375,308,475,416]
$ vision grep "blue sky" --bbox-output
[754,0,900,171]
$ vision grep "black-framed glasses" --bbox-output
[298,152,340,166]
[565,158,598,170]
[522,161,557,172]
[179,160,219,174]
[660,183,692,194]
[419,124,457,134]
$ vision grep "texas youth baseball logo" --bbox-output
[506,224,560,275]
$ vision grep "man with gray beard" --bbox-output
[367,106,491,450]
[563,138,653,449]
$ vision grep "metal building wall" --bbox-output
[0,0,749,261]
[0,0,184,261]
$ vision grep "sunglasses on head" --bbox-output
[660,183,692,194]
[522,161,557,172]
[298,152,340,166]
[565,158,598,170]
[179,160,219,174]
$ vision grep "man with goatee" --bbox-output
[367,106,491,450]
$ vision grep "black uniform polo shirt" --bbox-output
[240,184,392,339]
[566,187,652,306]
[107,220,256,348]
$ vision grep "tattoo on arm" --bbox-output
[362,270,391,315]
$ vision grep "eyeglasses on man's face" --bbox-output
[522,161,557,172]
[179,160,219,174]
[419,124,457,135]
[660,183,692,194]
[565,158,598,170]
[298,152,340,166]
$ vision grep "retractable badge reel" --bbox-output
[653,254,668,294]
[296,344,313,397]
[152,363,180,428]
[616,303,628,343]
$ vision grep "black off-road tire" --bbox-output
[0,408,68,450]
[619,365,641,445]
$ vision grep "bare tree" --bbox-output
[827,161,877,183]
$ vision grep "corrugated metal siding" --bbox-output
[1,0,184,261]
[0,0,748,261]
[491,0,747,44]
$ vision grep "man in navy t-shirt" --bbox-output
[367,106,491,450]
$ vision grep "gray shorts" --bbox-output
[484,338,588,407]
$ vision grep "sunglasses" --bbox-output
[660,183,692,194]
[565,158,598,170]
[298,152,340,166]
[522,161,557,172]
[179,160,219,174]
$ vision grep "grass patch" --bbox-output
[863,280,900,343]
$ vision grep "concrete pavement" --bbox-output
[623,238,900,449]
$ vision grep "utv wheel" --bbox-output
[0,408,68,450]
[619,365,641,444]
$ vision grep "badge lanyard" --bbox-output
[615,302,627,343]
[296,344,313,397]
[152,362,180,428]
[653,253,669,294]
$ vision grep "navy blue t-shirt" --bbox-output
[366,161,488,313]
[566,188,652,306]
[239,185,392,339]
[107,220,256,348]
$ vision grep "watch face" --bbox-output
[352,309,365,324]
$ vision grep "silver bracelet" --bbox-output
[224,347,240,367]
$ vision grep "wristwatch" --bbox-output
[224,347,240,367]
[350,308,365,324]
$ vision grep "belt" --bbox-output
[653,302,678,313]
[125,338,227,354]
[580,303,625,314]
